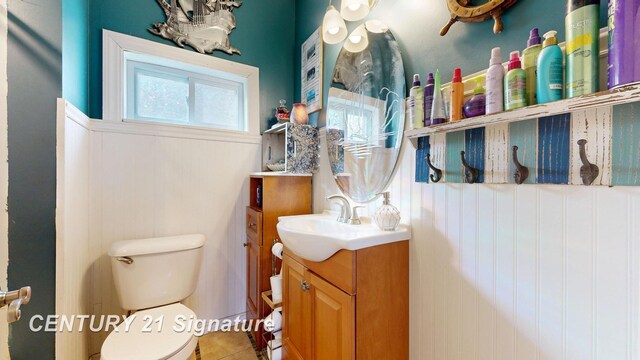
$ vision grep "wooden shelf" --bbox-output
[406,83,640,147]
[262,290,282,310]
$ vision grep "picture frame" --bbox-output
[301,27,323,114]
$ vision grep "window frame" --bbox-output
[103,30,260,139]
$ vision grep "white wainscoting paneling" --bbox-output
[87,126,260,354]
[55,99,92,360]
[314,128,640,360]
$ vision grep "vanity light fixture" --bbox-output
[343,24,369,53]
[341,0,369,21]
[322,2,348,44]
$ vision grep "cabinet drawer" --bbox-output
[246,207,262,240]
[284,250,355,295]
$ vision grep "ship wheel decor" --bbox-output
[150,0,243,55]
[440,0,518,36]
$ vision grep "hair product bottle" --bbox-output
[566,0,600,97]
[430,70,447,125]
[537,31,564,104]
[423,73,435,126]
[504,51,527,110]
[410,74,424,128]
[486,47,505,115]
[523,28,542,106]
[608,0,640,89]
[450,68,464,121]
[463,77,486,118]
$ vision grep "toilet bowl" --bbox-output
[101,303,198,360]
[100,234,205,360]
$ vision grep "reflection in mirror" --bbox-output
[326,22,405,203]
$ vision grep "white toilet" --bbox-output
[101,234,205,360]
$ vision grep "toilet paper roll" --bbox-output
[264,309,282,332]
[271,242,284,259]
[270,275,283,304]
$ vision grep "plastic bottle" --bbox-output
[450,68,464,121]
[409,74,424,128]
[463,77,486,118]
[608,0,640,89]
[504,51,527,110]
[523,28,542,106]
[566,0,600,97]
[486,47,505,115]
[537,31,564,104]
[423,73,435,126]
[430,70,447,125]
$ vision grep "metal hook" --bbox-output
[460,151,479,184]
[425,154,443,183]
[578,139,599,185]
[512,146,529,185]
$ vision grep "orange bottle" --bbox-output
[450,68,464,122]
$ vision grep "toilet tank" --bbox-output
[108,234,205,311]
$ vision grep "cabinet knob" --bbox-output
[300,280,310,291]
[243,243,248,247]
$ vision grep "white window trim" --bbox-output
[103,30,260,141]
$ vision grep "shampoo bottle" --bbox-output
[523,28,542,106]
[463,77,486,118]
[410,74,424,128]
[486,47,505,115]
[566,0,600,97]
[430,70,447,125]
[504,51,527,111]
[537,31,564,104]
[450,68,464,121]
[423,73,435,126]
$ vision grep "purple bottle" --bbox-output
[423,73,435,126]
[608,0,640,89]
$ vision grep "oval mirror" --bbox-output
[326,22,405,203]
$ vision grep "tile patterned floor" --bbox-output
[190,331,263,360]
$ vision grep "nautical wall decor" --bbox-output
[150,0,242,55]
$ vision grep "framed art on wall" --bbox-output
[301,27,323,114]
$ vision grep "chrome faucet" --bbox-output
[327,195,364,225]
[0,286,31,323]
[327,194,351,223]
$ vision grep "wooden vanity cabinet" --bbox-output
[246,174,312,349]
[282,241,409,360]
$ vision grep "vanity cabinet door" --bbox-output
[283,256,309,360]
[246,231,260,321]
[309,272,355,360]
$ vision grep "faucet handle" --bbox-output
[348,206,365,225]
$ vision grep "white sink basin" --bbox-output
[276,213,411,262]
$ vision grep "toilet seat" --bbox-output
[101,303,198,360]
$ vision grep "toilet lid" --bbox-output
[101,303,196,360]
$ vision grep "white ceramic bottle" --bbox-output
[374,192,401,231]
[486,47,505,115]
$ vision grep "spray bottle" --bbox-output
[423,73,435,126]
[523,28,542,106]
[410,74,424,129]
[566,0,600,97]
[504,51,527,110]
[486,47,505,115]
[450,68,464,121]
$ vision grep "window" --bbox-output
[124,52,246,131]
[103,30,259,137]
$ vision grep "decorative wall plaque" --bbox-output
[150,0,242,55]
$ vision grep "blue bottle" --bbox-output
[537,31,564,104]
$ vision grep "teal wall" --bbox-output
[88,0,296,132]
[294,0,609,127]
[62,0,89,112]
[7,0,61,357]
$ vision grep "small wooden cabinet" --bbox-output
[246,174,312,349]
[282,241,409,360]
